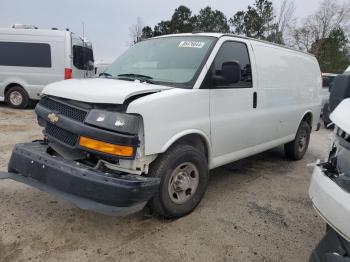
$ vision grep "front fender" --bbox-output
[160,129,212,160]
[127,88,211,158]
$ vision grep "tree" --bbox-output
[230,0,296,44]
[129,17,144,45]
[141,26,153,39]
[194,7,230,33]
[153,20,171,36]
[169,5,195,33]
[292,0,350,51]
[140,5,230,39]
[230,11,245,35]
[269,0,296,44]
[310,27,350,73]
[230,0,276,40]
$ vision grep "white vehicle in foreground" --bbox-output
[309,99,350,262]
[1,33,321,218]
[0,24,94,108]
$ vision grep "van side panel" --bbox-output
[0,33,65,100]
[251,42,321,144]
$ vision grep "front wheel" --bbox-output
[284,121,311,160]
[148,144,209,218]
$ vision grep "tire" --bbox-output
[5,86,30,109]
[322,103,331,127]
[148,144,209,218]
[284,121,311,160]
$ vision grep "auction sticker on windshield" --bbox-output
[178,41,205,48]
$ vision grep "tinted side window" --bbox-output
[0,42,51,67]
[73,45,94,70]
[213,41,252,88]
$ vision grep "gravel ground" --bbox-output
[0,103,329,262]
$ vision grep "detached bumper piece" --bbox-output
[3,141,159,216]
[310,226,350,262]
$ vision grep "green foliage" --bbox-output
[141,5,230,39]
[310,27,350,73]
[153,21,171,36]
[194,7,230,33]
[169,5,195,33]
[141,26,153,39]
[137,1,349,73]
[230,0,276,40]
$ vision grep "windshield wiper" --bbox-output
[117,73,155,83]
[99,72,114,78]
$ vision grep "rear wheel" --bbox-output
[284,121,311,160]
[5,86,30,109]
[148,144,209,218]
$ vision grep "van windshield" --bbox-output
[104,36,215,88]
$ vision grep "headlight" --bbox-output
[85,109,141,134]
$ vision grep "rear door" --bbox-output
[71,37,94,79]
[208,38,259,167]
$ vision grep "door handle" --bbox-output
[253,92,257,108]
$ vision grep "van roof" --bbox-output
[153,32,314,57]
[0,27,70,37]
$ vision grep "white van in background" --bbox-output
[0,24,94,108]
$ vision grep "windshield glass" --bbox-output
[105,36,215,87]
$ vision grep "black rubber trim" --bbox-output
[8,142,160,209]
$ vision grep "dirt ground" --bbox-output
[0,103,329,262]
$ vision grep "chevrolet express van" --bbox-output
[1,33,322,218]
[0,24,94,108]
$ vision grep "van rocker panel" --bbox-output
[5,142,160,216]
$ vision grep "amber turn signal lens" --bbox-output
[79,136,134,157]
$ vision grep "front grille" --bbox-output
[45,123,78,146]
[40,97,87,122]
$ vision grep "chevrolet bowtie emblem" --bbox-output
[48,113,59,124]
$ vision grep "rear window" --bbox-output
[0,41,51,67]
[73,45,94,70]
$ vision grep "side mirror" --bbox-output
[213,61,241,86]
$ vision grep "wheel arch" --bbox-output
[160,130,212,165]
[4,82,26,97]
[300,111,313,128]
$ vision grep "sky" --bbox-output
[2,0,322,63]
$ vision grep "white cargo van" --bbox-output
[0,25,94,108]
[1,33,322,218]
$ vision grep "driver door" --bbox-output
[209,40,259,167]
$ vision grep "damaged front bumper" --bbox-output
[0,141,160,216]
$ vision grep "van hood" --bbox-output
[330,98,350,134]
[42,78,173,104]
